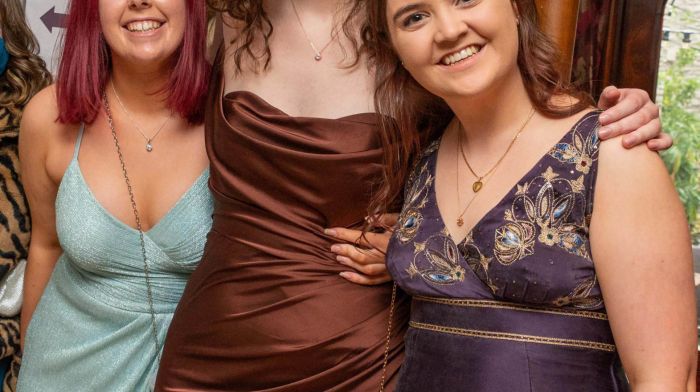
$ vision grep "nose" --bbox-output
[129,0,152,10]
[434,11,468,44]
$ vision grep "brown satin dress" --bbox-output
[155,60,408,391]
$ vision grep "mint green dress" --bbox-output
[17,126,213,391]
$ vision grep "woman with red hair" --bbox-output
[17,0,212,390]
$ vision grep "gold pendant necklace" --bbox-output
[455,108,536,227]
[290,0,338,61]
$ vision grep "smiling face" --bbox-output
[386,0,521,102]
[99,0,187,69]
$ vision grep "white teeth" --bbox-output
[126,20,162,32]
[441,45,482,66]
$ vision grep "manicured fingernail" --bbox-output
[599,114,609,124]
[330,244,341,253]
[598,127,610,138]
[336,256,347,264]
[324,228,337,236]
[339,272,350,279]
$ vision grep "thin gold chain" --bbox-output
[459,108,536,184]
[379,282,397,392]
[290,0,338,61]
[456,128,481,227]
[455,108,535,226]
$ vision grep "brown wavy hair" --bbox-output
[363,0,594,218]
[0,0,52,129]
[207,0,367,73]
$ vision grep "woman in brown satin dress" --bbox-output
[156,1,670,390]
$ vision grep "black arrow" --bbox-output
[41,6,68,33]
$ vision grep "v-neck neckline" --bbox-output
[70,160,208,236]
[431,111,597,247]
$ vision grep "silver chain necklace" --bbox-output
[290,0,338,61]
[111,82,173,152]
[102,90,162,362]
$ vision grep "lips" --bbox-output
[124,20,163,33]
[440,44,483,66]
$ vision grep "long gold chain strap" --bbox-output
[102,91,162,361]
[379,282,397,392]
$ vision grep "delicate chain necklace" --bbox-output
[102,91,162,362]
[459,108,536,193]
[455,129,480,228]
[111,82,173,152]
[290,0,338,61]
[455,108,536,227]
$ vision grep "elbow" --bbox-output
[627,362,697,392]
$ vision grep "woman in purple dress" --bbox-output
[365,0,698,390]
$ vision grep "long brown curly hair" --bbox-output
[207,0,367,73]
[0,0,52,129]
[363,0,594,218]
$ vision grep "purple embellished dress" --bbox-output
[386,111,629,392]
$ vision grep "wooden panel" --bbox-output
[604,0,667,99]
[534,0,581,82]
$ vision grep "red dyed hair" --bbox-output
[56,0,210,125]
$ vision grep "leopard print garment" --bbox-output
[0,106,28,392]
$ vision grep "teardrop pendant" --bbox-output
[472,181,483,193]
[456,217,464,227]
[146,142,153,152]
[314,54,322,61]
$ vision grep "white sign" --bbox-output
[25,0,70,74]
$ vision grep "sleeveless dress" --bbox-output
[386,111,630,392]
[156,57,409,391]
[17,126,213,392]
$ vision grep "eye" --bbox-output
[455,0,480,7]
[401,12,428,28]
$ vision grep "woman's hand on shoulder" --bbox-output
[324,214,399,286]
[590,136,696,390]
[596,86,671,151]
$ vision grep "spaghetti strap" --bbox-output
[72,124,85,161]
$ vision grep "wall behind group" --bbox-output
[25,0,70,74]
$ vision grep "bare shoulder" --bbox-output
[21,84,79,148]
[598,133,668,180]
[20,84,82,185]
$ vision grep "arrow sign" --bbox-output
[40,6,68,33]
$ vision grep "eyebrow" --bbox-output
[392,3,425,25]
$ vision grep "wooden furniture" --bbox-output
[535,0,668,100]
[534,0,581,83]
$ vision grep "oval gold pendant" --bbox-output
[457,217,464,227]
[472,181,483,193]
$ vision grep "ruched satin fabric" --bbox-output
[156,57,408,391]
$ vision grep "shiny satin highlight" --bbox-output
[156,56,409,391]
